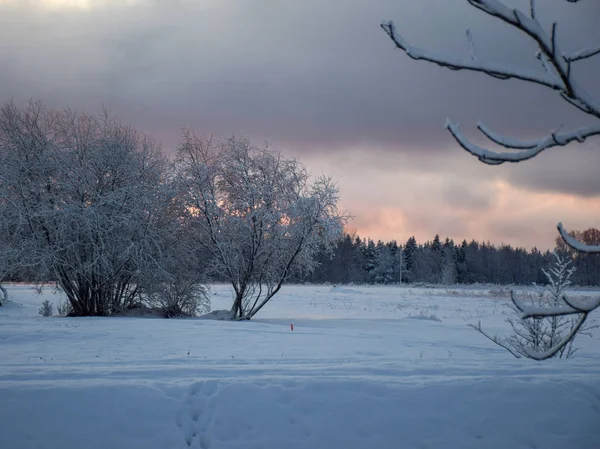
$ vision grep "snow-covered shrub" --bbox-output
[38,300,54,317]
[471,253,596,359]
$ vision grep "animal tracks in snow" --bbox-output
[174,380,317,449]
[177,380,219,448]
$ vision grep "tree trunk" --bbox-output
[230,294,243,320]
[0,283,7,306]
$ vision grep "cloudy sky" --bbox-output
[1,0,599,250]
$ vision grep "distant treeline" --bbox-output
[294,229,600,286]
[8,230,600,287]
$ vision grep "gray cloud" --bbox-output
[502,144,600,198]
[441,180,495,211]
[1,0,598,149]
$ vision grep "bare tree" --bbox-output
[0,101,182,316]
[177,132,346,320]
[382,0,599,358]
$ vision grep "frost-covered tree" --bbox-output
[0,101,183,316]
[371,241,396,284]
[441,249,458,285]
[382,0,600,358]
[176,132,346,320]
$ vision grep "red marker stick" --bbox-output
[290,323,294,331]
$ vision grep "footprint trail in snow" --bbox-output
[177,380,219,448]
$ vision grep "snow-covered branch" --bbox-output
[384,0,600,116]
[382,0,600,166]
[445,121,600,164]
[564,45,600,63]
[380,20,564,90]
[521,313,588,360]
[512,291,600,318]
[557,223,600,254]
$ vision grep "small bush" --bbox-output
[144,282,210,318]
[471,253,596,359]
[38,300,54,317]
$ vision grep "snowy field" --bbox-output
[1,284,599,449]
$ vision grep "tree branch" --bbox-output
[380,20,564,89]
[564,45,600,62]
[557,222,600,253]
[522,313,588,360]
[511,289,600,318]
[382,0,600,165]
[468,321,522,358]
[529,0,536,19]
[445,120,600,164]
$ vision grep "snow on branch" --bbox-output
[380,20,564,90]
[445,121,600,164]
[563,294,600,313]
[564,44,600,62]
[557,223,600,254]
[477,122,541,149]
[511,290,600,319]
[521,313,588,360]
[466,29,477,60]
[382,0,600,160]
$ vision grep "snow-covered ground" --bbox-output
[1,283,599,449]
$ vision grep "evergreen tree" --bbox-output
[403,236,417,280]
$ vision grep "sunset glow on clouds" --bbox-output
[1,0,599,251]
[300,147,600,249]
